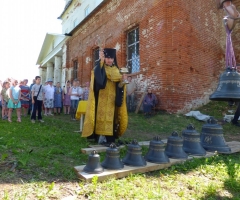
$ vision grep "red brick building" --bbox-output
[64,0,240,113]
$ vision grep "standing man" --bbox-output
[126,76,136,112]
[28,79,36,115]
[31,76,44,123]
[82,48,128,145]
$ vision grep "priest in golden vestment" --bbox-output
[82,48,128,145]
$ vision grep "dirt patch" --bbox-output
[225,134,240,141]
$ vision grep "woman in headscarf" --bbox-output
[63,80,71,114]
[143,88,157,117]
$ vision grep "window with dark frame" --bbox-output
[127,27,140,73]
[93,47,100,68]
[73,60,78,79]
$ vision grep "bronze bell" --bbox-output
[83,150,104,174]
[122,140,146,166]
[145,136,170,164]
[182,124,206,156]
[209,68,240,101]
[101,143,124,170]
[200,117,231,153]
[165,131,188,159]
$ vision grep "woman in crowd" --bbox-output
[20,79,30,117]
[76,80,83,101]
[54,82,62,114]
[143,88,157,117]
[44,80,54,116]
[8,79,21,122]
[1,81,10,120]
[62,80,71,114]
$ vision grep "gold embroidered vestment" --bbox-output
[82,64,128,137]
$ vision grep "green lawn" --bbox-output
[0,101,240,199]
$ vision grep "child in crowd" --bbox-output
[1,81,10,120]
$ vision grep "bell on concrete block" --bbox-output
[101,143,124,170]
[122,140,146,167]
[165,131,188,159]
[209,67,240,101]
[145,136,170,164]
[83,150,104,174]
[182,124,206,156]
[200,117,231,153]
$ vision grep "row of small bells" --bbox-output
[83,117,231,174]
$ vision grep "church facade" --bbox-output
[38,0,240,113]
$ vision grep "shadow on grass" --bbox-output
[144,153,240,199]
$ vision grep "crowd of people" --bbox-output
[0,77,90,123]
[0,72,159,125]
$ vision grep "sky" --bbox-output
[0,0,65,83]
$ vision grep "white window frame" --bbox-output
[85,5,90,17]
[73,19,78,28]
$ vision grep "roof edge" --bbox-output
[69,0,109,35]
[57,0,73,19]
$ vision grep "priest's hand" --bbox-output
[99,49,105,63]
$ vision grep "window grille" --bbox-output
[127,28,140,73]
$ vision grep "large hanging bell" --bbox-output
[165,131,188,159]
[122,140,146,166]
[209,68,240,101]
[145,136,170,164]
[182,124,206,156]
[101,143,124,170]
[200,117,231,153]
[83,150,104,174]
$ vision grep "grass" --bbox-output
[0,101,240,199]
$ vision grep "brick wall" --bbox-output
[65,0,240,113]
[231,1,240,64]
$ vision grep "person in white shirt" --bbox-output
[69,79,82,120]
[76,80,83,100]
[43,80,55,115]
